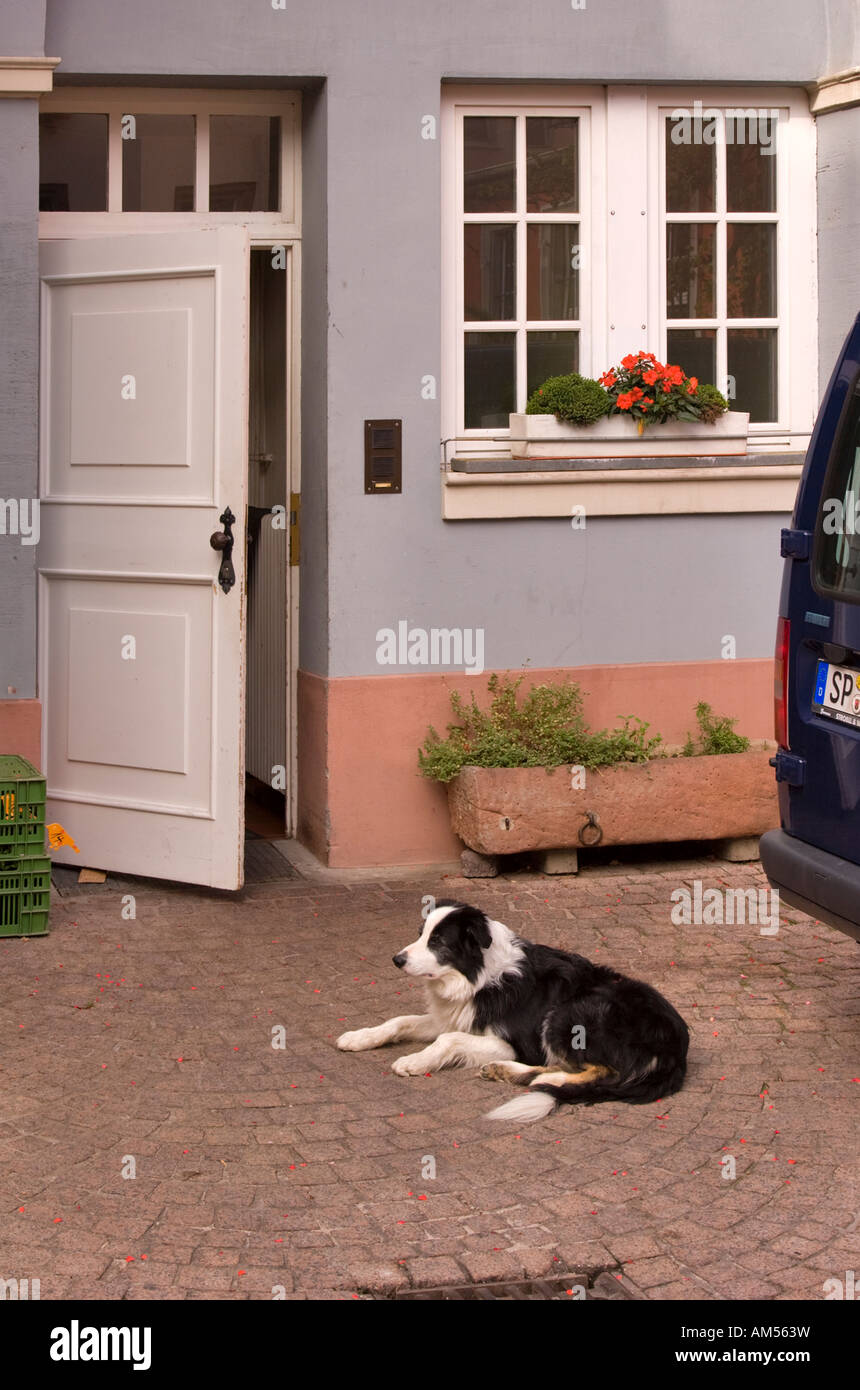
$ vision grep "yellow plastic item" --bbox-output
[47,822,80,853]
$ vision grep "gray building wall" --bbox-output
[0,1,46,700]
[298,83,329,677]
[15,1,859,688]
[339,512,787,675]
[0,87,41,701]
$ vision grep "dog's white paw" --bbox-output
[337,1028,377,1051]
[480,1061,512,1082]
[391,1053,428,1076]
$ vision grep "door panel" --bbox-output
[47,279,215,497]
[45,576,213,802]
[39,230,249,888]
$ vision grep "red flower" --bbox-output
[642,369,660,386]
[616,392,634,410]
[686,376,699,393]
[621,354,639,370]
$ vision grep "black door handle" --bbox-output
[210,507,236,593]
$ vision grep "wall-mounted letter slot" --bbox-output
[365,419,402,493]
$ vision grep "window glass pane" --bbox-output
[464,116,515,213]
[464,224,516,320]
[815,388,860,599]
[727,116,777,211]
[666,329,717,386]
[727,224,776,318]
[465,332,515,428]
[666,224,716,318]
[526,225,579,320]
[728,328,777,422]
[665,118,715,212]
[527,332,579,397]
[122,114,196,212]
[209,115,280,211]
[526,116,578,212]
[39,113,108,211]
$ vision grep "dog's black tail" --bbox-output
[485,1057,686,1123]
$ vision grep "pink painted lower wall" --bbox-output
[297,660,774,868]
[0,700,42,770]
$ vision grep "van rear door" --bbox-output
[776,313,860,864]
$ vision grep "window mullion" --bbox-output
[196,111,209,213]
[716,115,727,322]
[606,86,649,362]
[716,116,728,396]
[107,109,122,212]
[516,113,527,412]
[455,109,465,436]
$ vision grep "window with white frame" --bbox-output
[37,88,300,228]
[662,106,780,425]
[449,98,596,435]
[443,85,816,457]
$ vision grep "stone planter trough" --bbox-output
[448,749,779,871]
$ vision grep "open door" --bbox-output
[38,229,249,889]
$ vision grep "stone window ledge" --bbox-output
[442,453,804,519]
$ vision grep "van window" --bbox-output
[815,385,860,600]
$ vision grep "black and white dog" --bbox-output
[337,899,689,1122]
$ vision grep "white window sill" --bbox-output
[442,452,804,519]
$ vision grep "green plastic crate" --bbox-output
[0,755,47,859]
[0,855,51,936]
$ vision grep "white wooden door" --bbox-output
[38,229,249,889]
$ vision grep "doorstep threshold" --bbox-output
[271,838,462,883]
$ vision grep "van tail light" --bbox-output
[774,617,790,747]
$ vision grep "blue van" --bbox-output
[760,312,860,943]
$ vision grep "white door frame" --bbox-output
[248,235,301,836]
[38,85,302,840]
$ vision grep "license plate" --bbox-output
[813,658,860,728]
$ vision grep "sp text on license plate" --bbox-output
[813,658,860,728]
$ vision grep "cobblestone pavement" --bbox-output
[1,854,858,1301]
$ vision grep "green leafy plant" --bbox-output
[682,701,751,757]
[418,673,662,783]
[693,382,729,424]
[524,373,610,425]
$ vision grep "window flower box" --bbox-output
[509,409,750,460]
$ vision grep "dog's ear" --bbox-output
[458,906,491,951]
